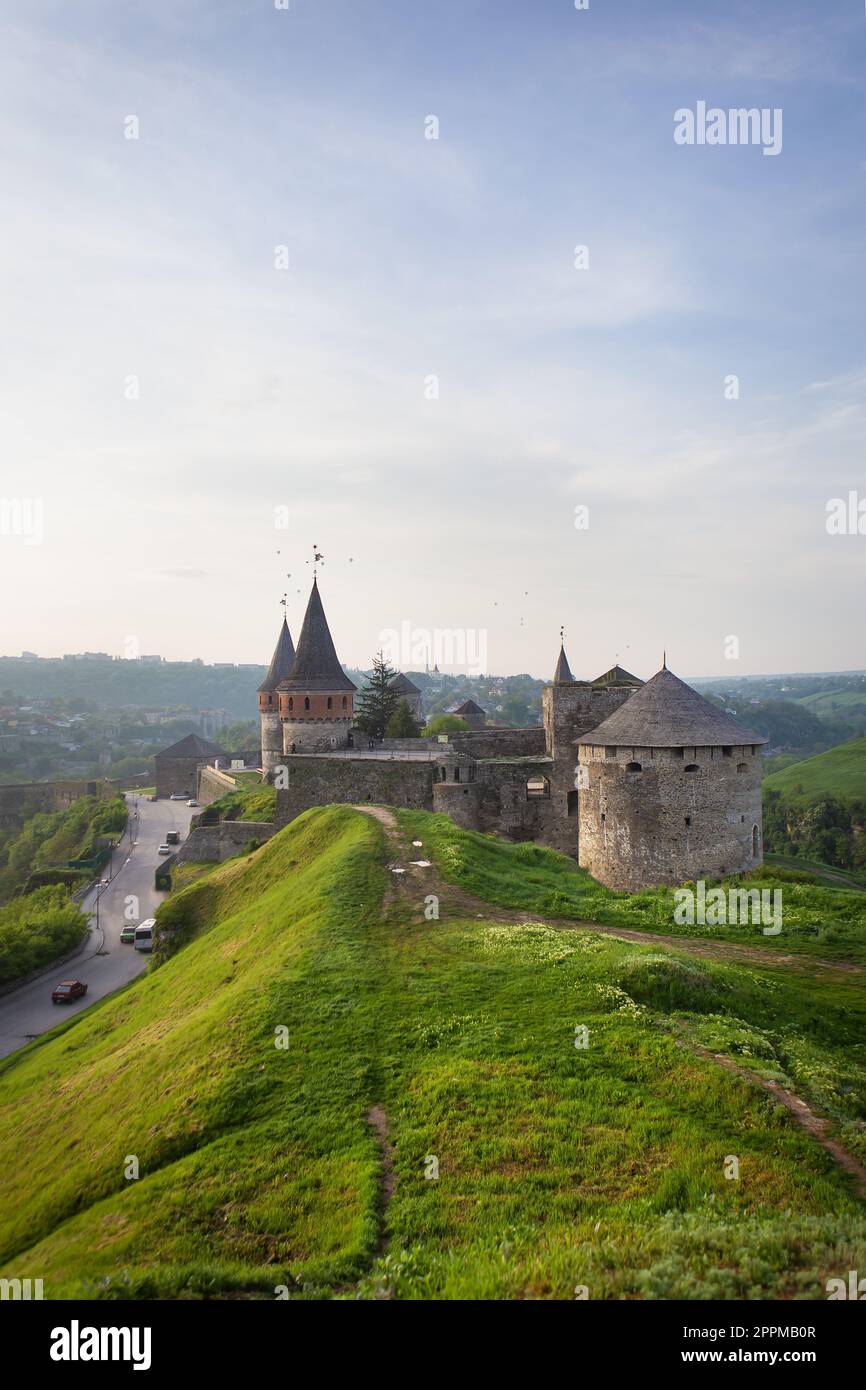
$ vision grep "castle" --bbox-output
[254,577,767,892]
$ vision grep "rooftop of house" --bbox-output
[591,664,644,688]
[388,672,422,695]
[450,699,486,716]
[155,733,227,760]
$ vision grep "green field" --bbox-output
[798,691,866,715]
[763,735,866,804]
[397,810,866,963]
[1,805,864,1300]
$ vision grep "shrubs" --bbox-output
[206,785,276,823]
[615,954,726,1014]
[763,786,866,869]
[0,886,90,987]
[22,868,88,894]
[0,794,127,903]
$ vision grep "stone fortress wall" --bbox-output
[251,580,768,893]
[175,819,276,865]
[0,776,145,832]
[274,756,435,828]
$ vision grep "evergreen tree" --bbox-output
[385,699,423,739]
[354,653,400,740]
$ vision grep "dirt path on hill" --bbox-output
[366,1104,395,1254]
[690,1046,866,1198]
[355,804,866,1201]
[353,805,864,980]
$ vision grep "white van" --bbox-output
[134,919,156,952]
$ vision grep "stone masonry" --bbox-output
[263,583,767,891]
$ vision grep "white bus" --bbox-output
[134,919,156,952]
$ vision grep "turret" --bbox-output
[258,618,295,779]
[577,666,767,889]
[552,644,575,685]
[277,578,356,753]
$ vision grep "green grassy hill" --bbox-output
[203,780,276,823]
[763,735,866,803]
[1,806,865,1300]
[798,690,866,715]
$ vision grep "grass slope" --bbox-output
[0,806,864,1300]
[203,782,276,823]
[798,690,866,714]
[396,811,866,963]
[763,735,866,804]
[764,853,866,892]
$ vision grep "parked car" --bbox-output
[165,830,181,845]
[134,920,155,952]
[52,980,87,1004]
[147,794,157,802]
[157,843,172,856]
[187,799,198,807]
[169,792,189,801]
[120,924,136,944]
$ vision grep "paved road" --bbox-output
[0,796,195,1060]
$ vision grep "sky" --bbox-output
[0,0,864,681]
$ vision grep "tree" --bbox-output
[501,696,529,726]
[422,714,469,737]
[385,699,423,739]
[354,653,400,740]
[221,719,259,750]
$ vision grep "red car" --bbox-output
[51,979,88,1004]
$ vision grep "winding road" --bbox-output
[0,795,194,1060]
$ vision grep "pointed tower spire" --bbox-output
[258,617,295,693]
[259,614,296,780]
[553,644,575,685]
[279,576,356,692]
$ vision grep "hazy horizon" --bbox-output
[3,634,866,691]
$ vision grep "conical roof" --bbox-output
[592,664,643,688]
[389,672,421,695]
[553,645,575,684]
[277,578,357,693]
[258,617,295,693]
[579,666,766,747]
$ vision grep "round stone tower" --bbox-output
[277,577,357,753]
[577,665,766,891]
[258,617,295,780]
